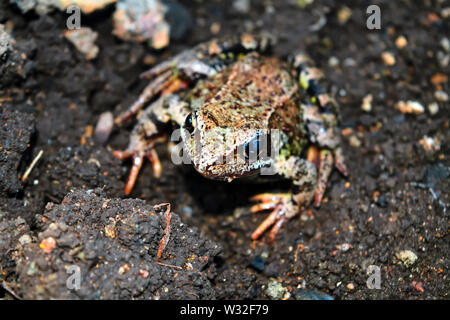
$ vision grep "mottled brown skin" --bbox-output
[113,34,348,242]
[191,53,298,131]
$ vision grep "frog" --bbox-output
[113,33,348,242]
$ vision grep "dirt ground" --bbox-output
[0,0,448,299]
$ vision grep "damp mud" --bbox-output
[0,0,448,299]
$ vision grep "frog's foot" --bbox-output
[249,193,294,242]
[306,146,348,208]
[113,136,165,195]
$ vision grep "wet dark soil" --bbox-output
[0,0,448,299]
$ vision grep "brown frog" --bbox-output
[113,34,347,241]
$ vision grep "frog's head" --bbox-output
[180,111,275,181]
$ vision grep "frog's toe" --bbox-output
[146,149,162,179]
[113,148,163,196]
[250,192,291,204]
[249,201,278,213]
[314,149,333,207]
[113,149,145,196]
[251,206,282,241]
[249,193,293,242]
[334,147,348,177]
[249,193,290,215]
[250,204,290,242]
[308,147,347,208]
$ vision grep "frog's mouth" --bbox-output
[193,154,274,181]
[196,164,261,182]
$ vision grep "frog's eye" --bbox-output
[184,112,196,134]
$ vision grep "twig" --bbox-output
[187,291,199,298]
[0,280,22,300]
[309,10,327,32]
[22,149,43,182]
[156,262,182,270]
[154,203,172,262]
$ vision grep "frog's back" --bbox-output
[189,53,303,134]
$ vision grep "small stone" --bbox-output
[395,36,408,49]
[118,263,130,274]
[430,73,448,87]
[210,22,221,35]
[349,135,361,148]
[396,250,418,267]
[94,111,114,145]
[249,256,267,272]
[0,24,13,57]
[63,27,99,60]
[266,280,288,300]
[104,225,116,239]
[39,237,56,254]
[341,127,354,136]
[428,102,439,115]
[361,94,373,112]
[395,100,425,114]
[440,38,449,52]
[337,6,352,24]
[113,0,170,49]
[232,0,250,14]
[360,203,369,213]
[328,56,339,67]
[139,269,149,278]
[419,136,440,153]
[336,243,352,252]
[381,52,396,66]
[19,234,32,245]
[347,283,355,290]
[434,90,448,102]
[441,7,450,19]
[437,51,450,68]
[27,261,38,276]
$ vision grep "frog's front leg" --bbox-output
[114,94,190,195]
[250,156,317,242]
